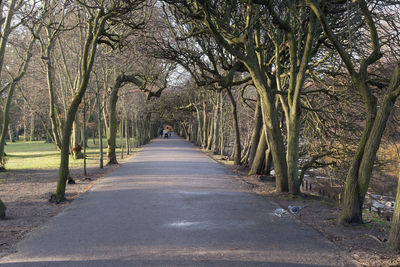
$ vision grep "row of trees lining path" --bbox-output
[0,0,399,251]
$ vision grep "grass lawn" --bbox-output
[4,138,132,170]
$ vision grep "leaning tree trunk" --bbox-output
[248,96,262,166]
[339,104,375,224]
[249,128,267,175]
[45,47,62,150]
[388,168,400,250]
[53,12,106,202]
[0,0,18,76]
[247,65,288,192]
[225,87,241,165]
[340,66,400,223]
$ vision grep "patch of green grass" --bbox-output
[5,141,57,153]
[363,210,391,230]
[3,138,135,170]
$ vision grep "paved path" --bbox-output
[0,136,351,266]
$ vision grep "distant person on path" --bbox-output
[166,127,172,137]
[160,128,163,137]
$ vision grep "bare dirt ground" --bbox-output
[0,155,133,258]
[210,154,400,267]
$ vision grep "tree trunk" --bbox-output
[202,101,208,148]
[135,115,141,146]
[287,110,301,194]
[0,24,41,164]
[23,100,27,141]
[242,60,288,191]
[102,105,110,140]
[211,96,220,153]
[219,92,224,156]
[30,113,35,141]
[194,106,202,146]
[0,197,5,219]
[225,87,241,165]
[144,113,151,143]
[8,124,14,143]
[249,128,267,175]
[125,116,130,155]
[248,95,262,166]
[206,114,214,150]
[83,98,87,176]
[97,90,103,169]
[0,85,18,162]
[53,11,106,202]
[120,117,124,159]
[264,148,272,175]
[340,69,400,223]
[388,169,400,250]
[106,76,121,165]
[72,114,83,159]
[46,48,62,150]
[0,0,18,76]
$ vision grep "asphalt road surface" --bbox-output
[0,135,352,266]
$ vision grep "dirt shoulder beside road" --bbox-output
[208,152,400,267]
[0,156,133,258]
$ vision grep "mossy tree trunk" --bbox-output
[340,76,400,223]
[307,0,400,223]
[53,10,107,202]
[388,169,400,250]
[249,128,267,175]
[247,95,262,167]
[41,15,64,150]
[197,3,289,192]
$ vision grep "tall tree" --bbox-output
[52,0,148,202]
[0,0,42,166]
[307,0,400,223]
